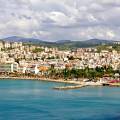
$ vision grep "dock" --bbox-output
[53,84,86,90]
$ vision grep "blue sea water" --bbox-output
[0,80,120,120]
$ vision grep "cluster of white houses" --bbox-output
[0,41,22,50]
[0,41,120,75]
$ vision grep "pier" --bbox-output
[53,84,86,90]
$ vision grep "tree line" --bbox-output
[47,65,118,80]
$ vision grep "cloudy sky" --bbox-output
[0,0,120,41]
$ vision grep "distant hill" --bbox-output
[1,36,43,44]
[54,39,114,49]
[83,39,113,44]
[0,36,115,49]
[56,40,72,44]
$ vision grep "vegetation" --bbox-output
[32,48,44,53]
[22,39,113,50]
[97,45,111,52]
[1,47,14,51]
[96,44,120,52]
[112,44,120,52]
[7,65,118,81]
[46,65,116,80]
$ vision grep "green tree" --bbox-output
[63,68,70,80]
[32,48,44,53]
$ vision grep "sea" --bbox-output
[0,79,120,120]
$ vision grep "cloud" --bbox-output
[0,0,119,41]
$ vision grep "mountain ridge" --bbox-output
[0,36,116,49]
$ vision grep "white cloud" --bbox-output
[106,31,115,38]
[0,0,119,41]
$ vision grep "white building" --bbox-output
[0,62,18,73]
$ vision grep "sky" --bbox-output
[0,0,120,41]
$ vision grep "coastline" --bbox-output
[0,76,119,88]
[0,76,83,85]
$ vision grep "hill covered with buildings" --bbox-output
[0,40,119,81]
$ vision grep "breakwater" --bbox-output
[53,84,86,90]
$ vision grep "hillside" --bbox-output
[0,36,115,49]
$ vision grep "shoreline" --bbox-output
[0,76,120,88]
[0,76,83,85]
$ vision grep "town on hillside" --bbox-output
[0,41,120,85]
